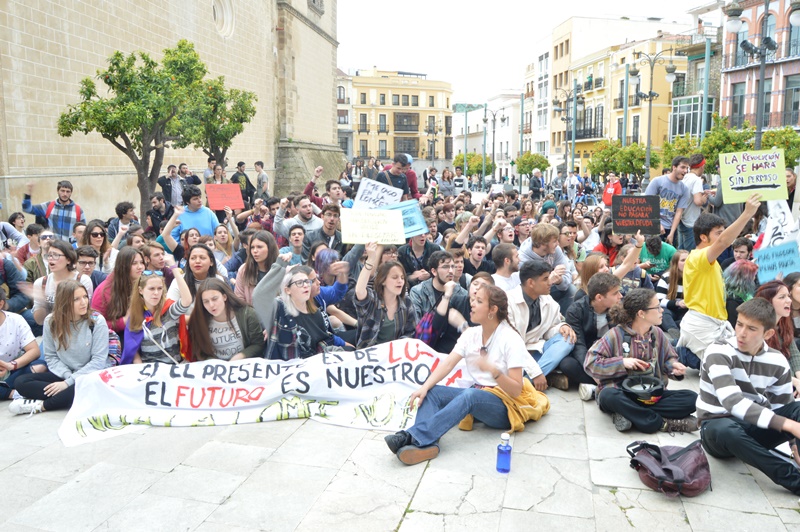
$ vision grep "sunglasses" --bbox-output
[90,232,105,238]
[40,234,55,240]
[142,270,164,276]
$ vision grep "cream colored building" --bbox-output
[0,0,344,220]
[350,69,453,172]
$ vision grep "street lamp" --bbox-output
[726,0,779,149]
[552,79,585,180]
[628,46,676,185]
[426,120,443,169]
[483,108,506,187]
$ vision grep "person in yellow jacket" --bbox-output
[384,283,547,465]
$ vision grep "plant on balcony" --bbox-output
[515,152,550,177]
[452,152,495,177]
[661,134,701,167]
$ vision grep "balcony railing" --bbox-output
[627,135,640,145]
[673,81,687,98]
[378,125,389,133]
[359,150,369,158]
[730,113,746,128]
[613,96,624,110]
[395,124,419,132]
[337,97,350,104]
[519,122,532,134]
[566,127,602,140]
[378,151,388,158]
[787,39,800,58]
[629,94,642,107]
[594,77,604,89]
[584,80,593,92]
[730,111,800,129]
[358,125,369,133]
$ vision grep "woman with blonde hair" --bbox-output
[9,280,108,415]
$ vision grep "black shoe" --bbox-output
[385,431,412,454]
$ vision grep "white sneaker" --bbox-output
[578,383,596,402]
[8,398,44,416]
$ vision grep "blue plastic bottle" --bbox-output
[496,432,512,473]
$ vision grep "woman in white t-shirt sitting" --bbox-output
[0,288,42,401]
[384,284,531,465]
[29,240,94,326]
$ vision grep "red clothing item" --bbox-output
[593,243,620,266]
[91,273,126,334]
[602,181,622,207]
[15,242,36,264]
[382,165,421,199]
[304,181,325,209]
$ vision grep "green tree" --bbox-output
[700,114,755,172]
[614,143,661,179]
[761,126,800,167]
[515,152,550,176]
[453,152,495,178]
[587,139,621,176]
[58,40,207,215]
[661,133,701,167]
[171,76,258,165]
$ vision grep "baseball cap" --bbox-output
[404,154,414,165]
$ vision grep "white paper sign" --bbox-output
[353,178,404,209]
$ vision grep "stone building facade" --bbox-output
[0,0,343,221]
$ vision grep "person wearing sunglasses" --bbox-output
[584,288,697,434]
[253,255,349,360]
[78,219,117,274]
[188,278,264,361]
[23,229,55,283]
[385,284,534,465]
[122,269,191,365]
[28,240,94,328]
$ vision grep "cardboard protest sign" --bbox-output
[59,339,469,447]
[352,179,404,209]
[754,241,800,284]
[379,200,428,238]
[339,208,406,244]
[719,149,788,203]
[611,195,661,235]
[205,183,245,210]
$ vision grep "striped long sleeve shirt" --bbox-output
[697,338,793,430]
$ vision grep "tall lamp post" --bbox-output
[483,108,506,187]
[725,0,787,149]
[553,79,585,179]
[628,46,677,185]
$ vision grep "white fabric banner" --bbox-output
[58,340,470,447]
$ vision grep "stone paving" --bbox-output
[2,372,800,531]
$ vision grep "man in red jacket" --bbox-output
[602,172,622,207]
[383,153,421,199]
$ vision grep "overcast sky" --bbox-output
[337,0,721,103]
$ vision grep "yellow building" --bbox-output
[607,36,688,174]
[350,69,453,168]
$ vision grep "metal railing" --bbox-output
[378,125,389,133]
[358,125,369,133]
[337,97,350,104]
[594,77,604,89]
[395,124,419,132]
[629,94,642,107]
[613,96,624,110]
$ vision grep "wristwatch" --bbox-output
[10,360,18,370]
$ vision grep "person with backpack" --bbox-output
[21,180,86,242]
[8,280,108,415]
[584,288,697,434]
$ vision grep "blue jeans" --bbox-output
[0,356,46,400]
[530,333,575,376]
[21,309,43,338]
[678,221,696,252]
[408,386,510,447]
[550,283,577,316]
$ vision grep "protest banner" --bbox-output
[611,195,661,235]
[352,179,404,209]
[59,339,469,447]
[719,149,788,203]
[205,183,245,210]
[339,208,406,244]
[754,241,800,284]
[490,184,505,195]
[379,200,428,239]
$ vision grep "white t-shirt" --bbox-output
[0,311,35,365]
[492,272,521,292]
[166,273,229,314]
[582,228,601,251]
[452,321,538,386]
[32,271,94,317]
[680,173,705,227]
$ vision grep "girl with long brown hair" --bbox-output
[353,243,416,348]
[79,219,117,273]
[91,246,145,334]
[655,250,689,336]
[384,284,532,465]
[29,239,94,326]
[234,230,278,305]
[755,281,800,396]
[189,278,264,361]
[9,280,108,415]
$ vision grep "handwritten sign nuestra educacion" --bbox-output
[352,179,404,209]
[340,208,406,244]
[753,241,800,284]
[205,184,245,210]
[611,195,661,235]
[378,200,428,239]
[719,149,788,203]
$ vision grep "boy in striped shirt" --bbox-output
[698,298,800,494]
